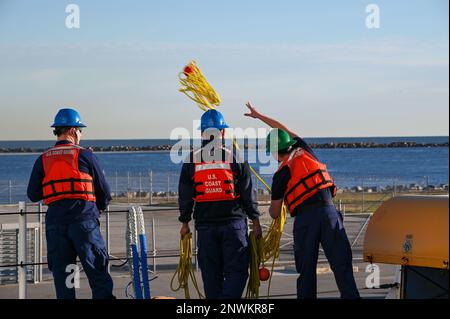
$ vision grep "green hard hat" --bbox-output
[266,128,296,153]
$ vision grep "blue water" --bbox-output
[0,136,448,149]
[0,140,448,204]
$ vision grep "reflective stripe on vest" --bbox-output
[278,148,336,215]
[192,148,239,202]
[195,163,231,171]
[41,144,96,205]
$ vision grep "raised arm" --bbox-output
[244,101,299,138]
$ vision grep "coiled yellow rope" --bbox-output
[170,233,204,299]
[179,60,221,111]
[245,231,263,299]
[177,60,286,299]
[260,205,287,297]
[245,208,287,299]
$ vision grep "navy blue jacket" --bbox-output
[27,140,112,225]
[178,146,260,225]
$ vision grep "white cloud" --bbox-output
[0,38,448,68]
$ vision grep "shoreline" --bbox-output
[0,141,448,155]
[0,150,173,156]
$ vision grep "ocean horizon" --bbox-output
[0,136,448,150]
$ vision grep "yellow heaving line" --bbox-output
[170,233,204,299]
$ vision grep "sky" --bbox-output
[0,0,448,140]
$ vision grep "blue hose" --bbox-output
[139,234,151,299]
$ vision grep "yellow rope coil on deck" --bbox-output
[177,60,286,299]
[170,233,204,299]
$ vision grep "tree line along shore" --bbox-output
[0,141,448,153]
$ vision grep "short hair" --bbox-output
[278,145,294,156]
[53,127,72,137]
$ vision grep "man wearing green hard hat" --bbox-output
[245,102,360,299]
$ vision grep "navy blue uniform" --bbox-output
[27,140,114,299]
[178,146,260,298]
[272,137,360,299]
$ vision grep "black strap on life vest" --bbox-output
[285,169,333,210]
[42,178,95,200]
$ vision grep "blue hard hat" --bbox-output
[200,109,229,131]
[51,108,86,128]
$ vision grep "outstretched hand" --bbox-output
[244,101,261,119]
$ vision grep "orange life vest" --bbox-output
[192,148,239,202]
[278,148,336,215]
[41,144,96,205]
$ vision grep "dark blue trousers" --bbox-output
[293,205,360,299]
[197,219,249,299]
[46,218,114,299]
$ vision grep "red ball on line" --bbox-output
[183,66,195,76]
[259,267,270,281]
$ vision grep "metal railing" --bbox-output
[2,174,448,206]
[0,199,381,299]
[0,202,204,299]
[2,176,449,299]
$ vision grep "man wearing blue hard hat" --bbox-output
[27,108,115,299]
[178,109,262,298]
